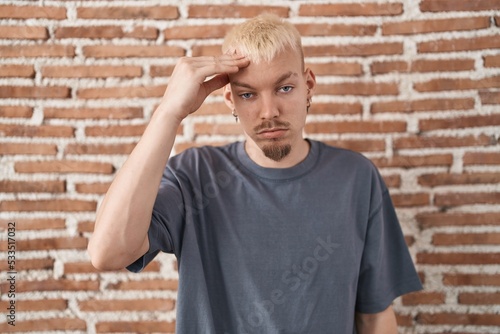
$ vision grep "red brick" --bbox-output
[416,212,500,228]
[0,258,54,271]
[324,139,385,153]
[480,90,500,104]
[395,313,414,327]
[418,35,500,53]
[95,321,175,333]
[83,45,184,58]
[419,172,500,187]
[0,236,88,251]
[0,218,66,231]
[394,134,493,149]
[0,124,74,137]
[188,5,289,18]
[435,192,500,206]
[316,82,399,96]
[55,26,157,40]
[0,199,96,212]
[0,44,75,58]
[459,292,500,304]
[402,291,446,305]
[382,174,402,188]
[15,160,113,174]
[0,180,65,193]
[371,59,475,74]
[0,143,58,155]
[107,279,178,291]
[65,143,136,155]
[444,273,500,286]
[305,42,403,57]
[0,318,86,332]
[77,85,165,99]
[391,193,430,207]
[42,65,142,78]
[0,64,35,77]
[309,102,363,115]
[165,24,232,39]
[192,45,222,57]
[415,76,500,92]
[419,114,500,131]
[464,152,500,165]
[150,65,175,77]
[299,3,403,16]
[484,54,500,67]
[0,279,99,293]
[77,6,178,20]
[0,25,48,39]
[75,182,111,195]
[416,312,500,326]
[296,23,376,37]
[305,120,406,134]
[420,0,500,12]
[383,17,490,35]
[80,298,174,312]
[0,5,67,19]
[371,154,453,168]
[0,299,67,311]
[371,98,474,113]
[78,220,95,233]
[0,86,70,99]
[0,105,33,118]
[433,232,500,246]
[44,107,143,120]
[307,62,363,76]
[85,124,147,137]
[417,252,500,265]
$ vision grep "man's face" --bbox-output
[224,49,315,163]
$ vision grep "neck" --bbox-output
[244,137,310,168]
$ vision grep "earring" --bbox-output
[306,98,311,113]
[232,109,238,122]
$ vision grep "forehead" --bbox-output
[229,49,303,87]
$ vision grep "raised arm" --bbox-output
[87,55,249,271]
[355,305,398,334]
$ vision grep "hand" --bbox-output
[160,54,249,122]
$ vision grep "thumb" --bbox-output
[202,74,230,95]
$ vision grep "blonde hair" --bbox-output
[222,13,304,66]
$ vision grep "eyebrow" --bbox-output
[232,71,298,90]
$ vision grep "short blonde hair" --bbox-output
[222,13,304,66]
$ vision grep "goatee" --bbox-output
[262,142,291,161]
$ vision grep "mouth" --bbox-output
[257,128,288,139]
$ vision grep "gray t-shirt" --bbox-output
[128,139,422,334]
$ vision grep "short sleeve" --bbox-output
[355,187,422,313]
[126,166,185,273]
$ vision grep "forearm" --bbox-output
[355,305,398,334]
[88,106,181,271]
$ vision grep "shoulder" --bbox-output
[314,140,379,173]
[167,142,239,172]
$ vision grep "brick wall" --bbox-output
[0,0,499,333]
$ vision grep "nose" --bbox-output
[259,94,279,120]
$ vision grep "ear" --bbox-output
[223,84,235,111]
[304,68,316,99]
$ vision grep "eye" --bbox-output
[239,93,253,100]
[279,86,293,93]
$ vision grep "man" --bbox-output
[88,14,422,333]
